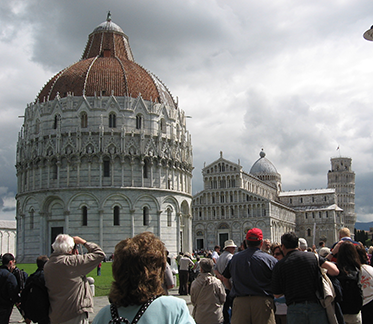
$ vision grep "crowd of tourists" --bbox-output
[0,227,372,324]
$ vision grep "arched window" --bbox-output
[30,209,34,230]
[103,157,110,177]
[136,114,143,129]
[53,114,60,129]
[307,229,311,237]
[51,160,58,179]
[143,206,149,226]
[35,119,40,134]
[167,208,172,227]
[160,119,166,133]
[109,113,116,128]
[113,206,120,226]
[82,206,88,226]
[81,112,88,128]
[143,160,148,179]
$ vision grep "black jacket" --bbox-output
[0,265,18,309]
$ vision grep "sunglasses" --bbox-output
[274,252,282,256]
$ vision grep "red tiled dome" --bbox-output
[37,15,176,108]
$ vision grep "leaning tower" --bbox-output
[15,14,193,262]
[327,157,356,233]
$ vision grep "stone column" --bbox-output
[130,209,135,237]
[121,158,125,187]
[98,209,104,248]
[157,210,162,237]
[64,211,70,233]
[77,161,81,187]
[176,212,181,252]
[140,159,145,187]
[130,158,134,187]
[88,159,92,186]
[150,158,154,188]
[99,157,103,187]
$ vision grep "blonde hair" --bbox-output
[339,227,351,238]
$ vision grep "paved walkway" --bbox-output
[10,288,192,323]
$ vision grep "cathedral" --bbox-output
[15,15,193,262]
[192,151,356,250]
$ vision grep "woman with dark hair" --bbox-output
[355,244,373,324]
[93,232,195,324]
[333,241,363,324]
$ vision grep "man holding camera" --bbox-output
[44,235,105,324]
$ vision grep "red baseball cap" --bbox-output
[246,228,263,242]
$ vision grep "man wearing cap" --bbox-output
[298,238,308,251]
[272,232,339,324]
[215,239,237,324]
[222,228,277,324]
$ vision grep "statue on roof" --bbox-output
[107,11,112,22]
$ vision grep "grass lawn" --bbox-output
[17,261,181,297]
[18,262,114,297]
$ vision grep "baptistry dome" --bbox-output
[16,13,193,263]
[37,13,176,108]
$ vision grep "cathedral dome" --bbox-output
[250,149,278,175]
[37,14,176,108]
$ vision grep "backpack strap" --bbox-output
[109,304,130,324]
[109,295,161,324]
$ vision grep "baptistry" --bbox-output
[15,14,193,262]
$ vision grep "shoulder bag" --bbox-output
[315,254,338,324]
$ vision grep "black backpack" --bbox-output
[339,268,363,315]
[21,270,50,323]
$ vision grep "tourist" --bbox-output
[191,258,226,324]
[44,234,105,324]
[270,243,287,324]
[21,255,49,324]
[272,232,339,324]
[355,244,373,324]
[223,228,277,324]
[163,262,175,295]
[212,245,220,263]
[261,239,271,253]
[92,232,194,324]
[178,252,194,295]
[214,239,237,324]
[0,253,18,323]
[298,238,308,251]
[333,241,363,324]
[327,228,359,263]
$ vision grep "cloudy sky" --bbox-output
[1,0,373,222]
